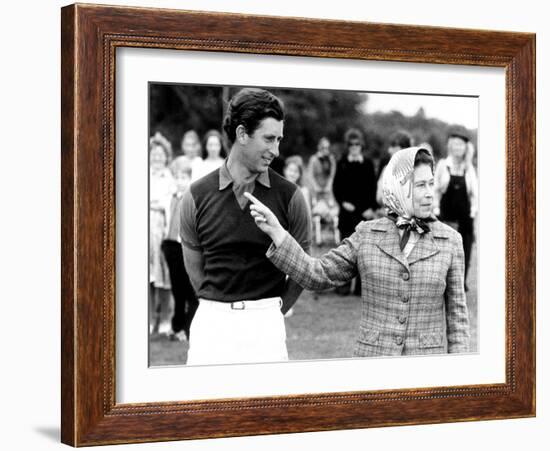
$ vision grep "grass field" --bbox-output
[150,240,478,366]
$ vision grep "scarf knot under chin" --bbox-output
[387,212,435,251]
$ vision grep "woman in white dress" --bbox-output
[149,133,176,334]
[193,129,227,181]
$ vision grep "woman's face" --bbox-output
[348,140,362,158]
[447,137,467,159]
[182,135,200,158]
[412,164,435,218]
[317,138,330,157]
[150,145,167,170]
[206,135,222,159]
[284,162,301,184]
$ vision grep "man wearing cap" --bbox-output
[179,88,311,365]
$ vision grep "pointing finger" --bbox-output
[244,192,265,207]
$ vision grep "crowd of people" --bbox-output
[149,88,478,363]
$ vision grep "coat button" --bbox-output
[398,315,407,324]
[402,272,410,281]
[395,336,403,345]
[402,296,409,303]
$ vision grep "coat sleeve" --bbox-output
[266,225,363,291]
[444,233,471,353]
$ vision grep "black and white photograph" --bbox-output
[148,83,479,367]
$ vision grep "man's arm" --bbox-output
[280,277,303,314]
[281,188,313,313]
[179,187,205,294]
[182,247,205,293]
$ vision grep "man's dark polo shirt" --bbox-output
[180,162,311,302]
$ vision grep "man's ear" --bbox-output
[235,124,248,144]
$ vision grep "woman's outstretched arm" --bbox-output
[245,192,359,291]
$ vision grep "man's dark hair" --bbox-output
[389,130,413,149]
[222,88,285,145]
[414,148,434,172]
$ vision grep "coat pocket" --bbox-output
[419,330,444,349]
[357,328,380,345]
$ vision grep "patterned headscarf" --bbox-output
[381,146,435,250]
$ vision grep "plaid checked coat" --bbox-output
[267,217,470,357]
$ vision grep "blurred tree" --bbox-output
[149,83,477,165]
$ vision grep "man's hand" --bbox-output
[342,201,356,212]
[361,208,376,220]
[244,192,287,247]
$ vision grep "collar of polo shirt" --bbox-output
[218,160,271,190]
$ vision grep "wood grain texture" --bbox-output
[61,3,536,446]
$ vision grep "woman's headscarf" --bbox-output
[381,146,435,249]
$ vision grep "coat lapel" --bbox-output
[372,221,410,270]
[407,232,441,265]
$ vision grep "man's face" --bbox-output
[241,117,284,174]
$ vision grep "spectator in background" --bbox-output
[308,137,336,200]
[149,132,176,335]
[170,130,203,182]
[161,159,199,342]
[193,129,227,181]
[376,130,414,206]
[333,128,377,295]
[308,137,339,244]
[283,156,312,214]
[434,131,478,289]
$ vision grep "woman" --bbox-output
[193,129,227,181]
[283,155,312,214]
[170,130,203,182]
[434,132,478,288]
[245,147,470,357]
[149,133,176,335]
[308,137,340,245]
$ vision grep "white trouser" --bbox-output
[186,297,288,366]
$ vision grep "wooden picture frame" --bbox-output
[61,3,535,446]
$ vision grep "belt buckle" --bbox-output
[231,301,246,310]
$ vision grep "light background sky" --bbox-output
[363,92,479,130]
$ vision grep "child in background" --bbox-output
[161,159,199,341]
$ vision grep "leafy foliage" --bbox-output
[149,84,477,163]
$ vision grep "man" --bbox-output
[332,128,377,295]
[179,88,311,365]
